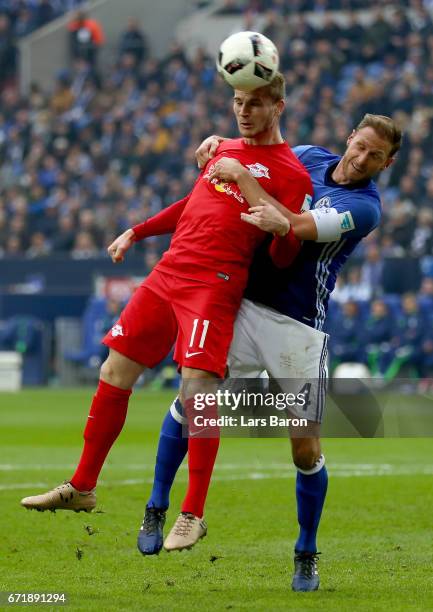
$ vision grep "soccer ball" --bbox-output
[217,31,279,92]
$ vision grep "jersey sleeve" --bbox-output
[333,194,381,239]
[132,172,205,240]
[268,173,313,268]
[268,228,301,269]
[132,195,189,241]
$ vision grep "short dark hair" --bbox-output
[356,114,402,157]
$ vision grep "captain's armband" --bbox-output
[310,207,355,242]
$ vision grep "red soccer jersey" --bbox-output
[154,138,312,293]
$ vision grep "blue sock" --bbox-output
[295,456,328,553]
[147,398,187,510]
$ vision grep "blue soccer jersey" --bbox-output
[244,145,382,330]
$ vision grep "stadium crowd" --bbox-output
[216,0,413,14]
[0,0,85,84]
[1,2,433,376]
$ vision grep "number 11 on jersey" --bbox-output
[189,318,210,349]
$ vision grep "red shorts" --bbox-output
[102,269,241,378]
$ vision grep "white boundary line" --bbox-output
[2,464,433,491]
[0,462,419,471]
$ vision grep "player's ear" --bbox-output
[346,129,356,146]
[275,99,285,117]
[383,157,394,170]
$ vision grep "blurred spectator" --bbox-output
[380,293,425,379]
[67,10,105,68]
[64,296,123,370]
[101,298,123,334]
[71,230,98,259]
[118,17,148,67]
[360,244,383,298]
[331,267,371,303]
[419,329,433,382]
[411,208,433,257]
[77,209,103,247]
[14,7,35,38]
[329,301,365,366]
[0,14,16,85]
[144,248,160,273]
[26,231,51,258]
[51,214,76,252]
[4,234,23,256]
[35,0,56,29]
[419,276,433,300]
[50,71,75,114]
[364,299,394,375]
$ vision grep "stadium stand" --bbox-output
[1,1,433,383]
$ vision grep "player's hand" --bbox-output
[241,198,291,236]
[207,156,246,182]
[107,228,135,263]
[195,134,225,168]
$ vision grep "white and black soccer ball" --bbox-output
[217,31,279,92]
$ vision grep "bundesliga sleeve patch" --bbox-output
[301,193,313,213]
[339,211,355,233]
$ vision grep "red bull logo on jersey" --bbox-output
[204,163,245,204]
[246,162,270,179]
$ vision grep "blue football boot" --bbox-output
[291,552,320,592]
[137,506,166,555]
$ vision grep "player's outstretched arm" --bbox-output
[108,229,136,263]
[132,195,189,241]
[107,195,190,263]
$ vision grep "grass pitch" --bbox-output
[1,389,433,611]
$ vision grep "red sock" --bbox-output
[70,380,132,491]
[181,398,220,518]
[181,436,220,517]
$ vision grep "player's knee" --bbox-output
[100,355,129,389]
[178,386,188,407]
[178,386,203,412]
[179,370,216,406]
[292,443,320,472]
[100,349,144,389]
[100,357,117,385]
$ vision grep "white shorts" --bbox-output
[228,299,329,423]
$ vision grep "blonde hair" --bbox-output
[356,114,402,157]
[257,71,285,102]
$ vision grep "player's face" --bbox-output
[233,90,280,138]
[338,127,394,184]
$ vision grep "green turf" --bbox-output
[1,389,433,611]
